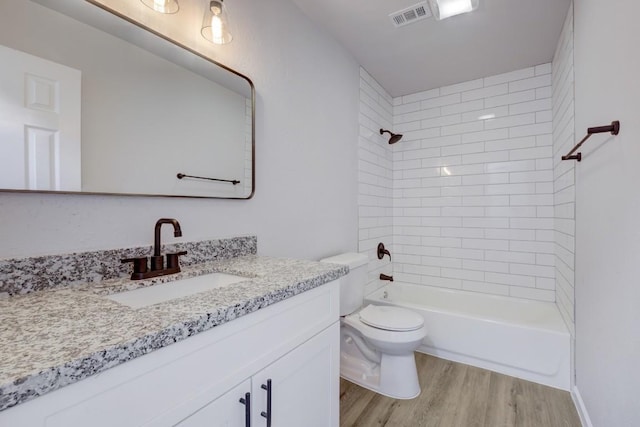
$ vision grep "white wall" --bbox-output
[0,0,360,260]
[573,0,640,425]
[391,67,556,302]
[552,3,576,339]
[357,68,394,296]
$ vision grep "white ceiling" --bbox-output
[291,0,571,97]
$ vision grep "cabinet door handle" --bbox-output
[260,379,272,427]
[239,392,251,427]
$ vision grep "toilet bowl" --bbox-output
[345,305,427,353]
[320,253,428,399]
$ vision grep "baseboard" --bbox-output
[571,386,593,427]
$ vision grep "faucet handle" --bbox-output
[377,242,391,261]
[166,251,188,270]
[121,256,149,275]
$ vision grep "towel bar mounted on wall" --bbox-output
[562,120,620,162]
[177,173,240,185]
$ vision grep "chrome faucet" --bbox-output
[121,218,187,280]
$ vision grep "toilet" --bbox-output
[321,253,427,399]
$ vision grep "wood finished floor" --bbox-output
[340,353,581,427]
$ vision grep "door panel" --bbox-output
[0,44,81,190]
[252,323,339,427]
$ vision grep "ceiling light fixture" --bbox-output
[428,0,478,20]
[201,0,233,45]
[140,0,179,14]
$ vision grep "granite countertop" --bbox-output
[0,255,348,412]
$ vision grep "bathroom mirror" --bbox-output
[0,0,254,199]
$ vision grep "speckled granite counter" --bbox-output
[0,255,348,411]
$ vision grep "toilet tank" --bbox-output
[320,253,369,316]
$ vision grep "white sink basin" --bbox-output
[105,273,246,309]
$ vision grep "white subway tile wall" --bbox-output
[359,58,576,305]
[392,64,555,302]
[552,5,576,335]
[358,69,394,296]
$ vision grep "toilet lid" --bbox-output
[358,305,424,332]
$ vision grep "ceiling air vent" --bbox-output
[389,2,432,28]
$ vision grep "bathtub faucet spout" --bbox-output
[380,273,394,282]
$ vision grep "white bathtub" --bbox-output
[366,283,571,390]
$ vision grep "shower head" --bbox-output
[380,128,403,144]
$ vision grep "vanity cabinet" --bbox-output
[0,280,340,427]
[178,323,338,427]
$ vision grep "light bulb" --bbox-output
[154,0,167,11]
[201,0,232,44]
[140,0,179,14]
[211,15,224,44]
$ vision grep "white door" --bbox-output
[252,323,340,427]
[177,379,251,427]
[0,44,81,191]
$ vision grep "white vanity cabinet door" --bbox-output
[177,379,251,427]
[252,322,339,427]
[175,322,339,427]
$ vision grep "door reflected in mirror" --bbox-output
[0,0,254,199]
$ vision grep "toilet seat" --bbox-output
[358,304,424,332]
[342,312,427,346]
